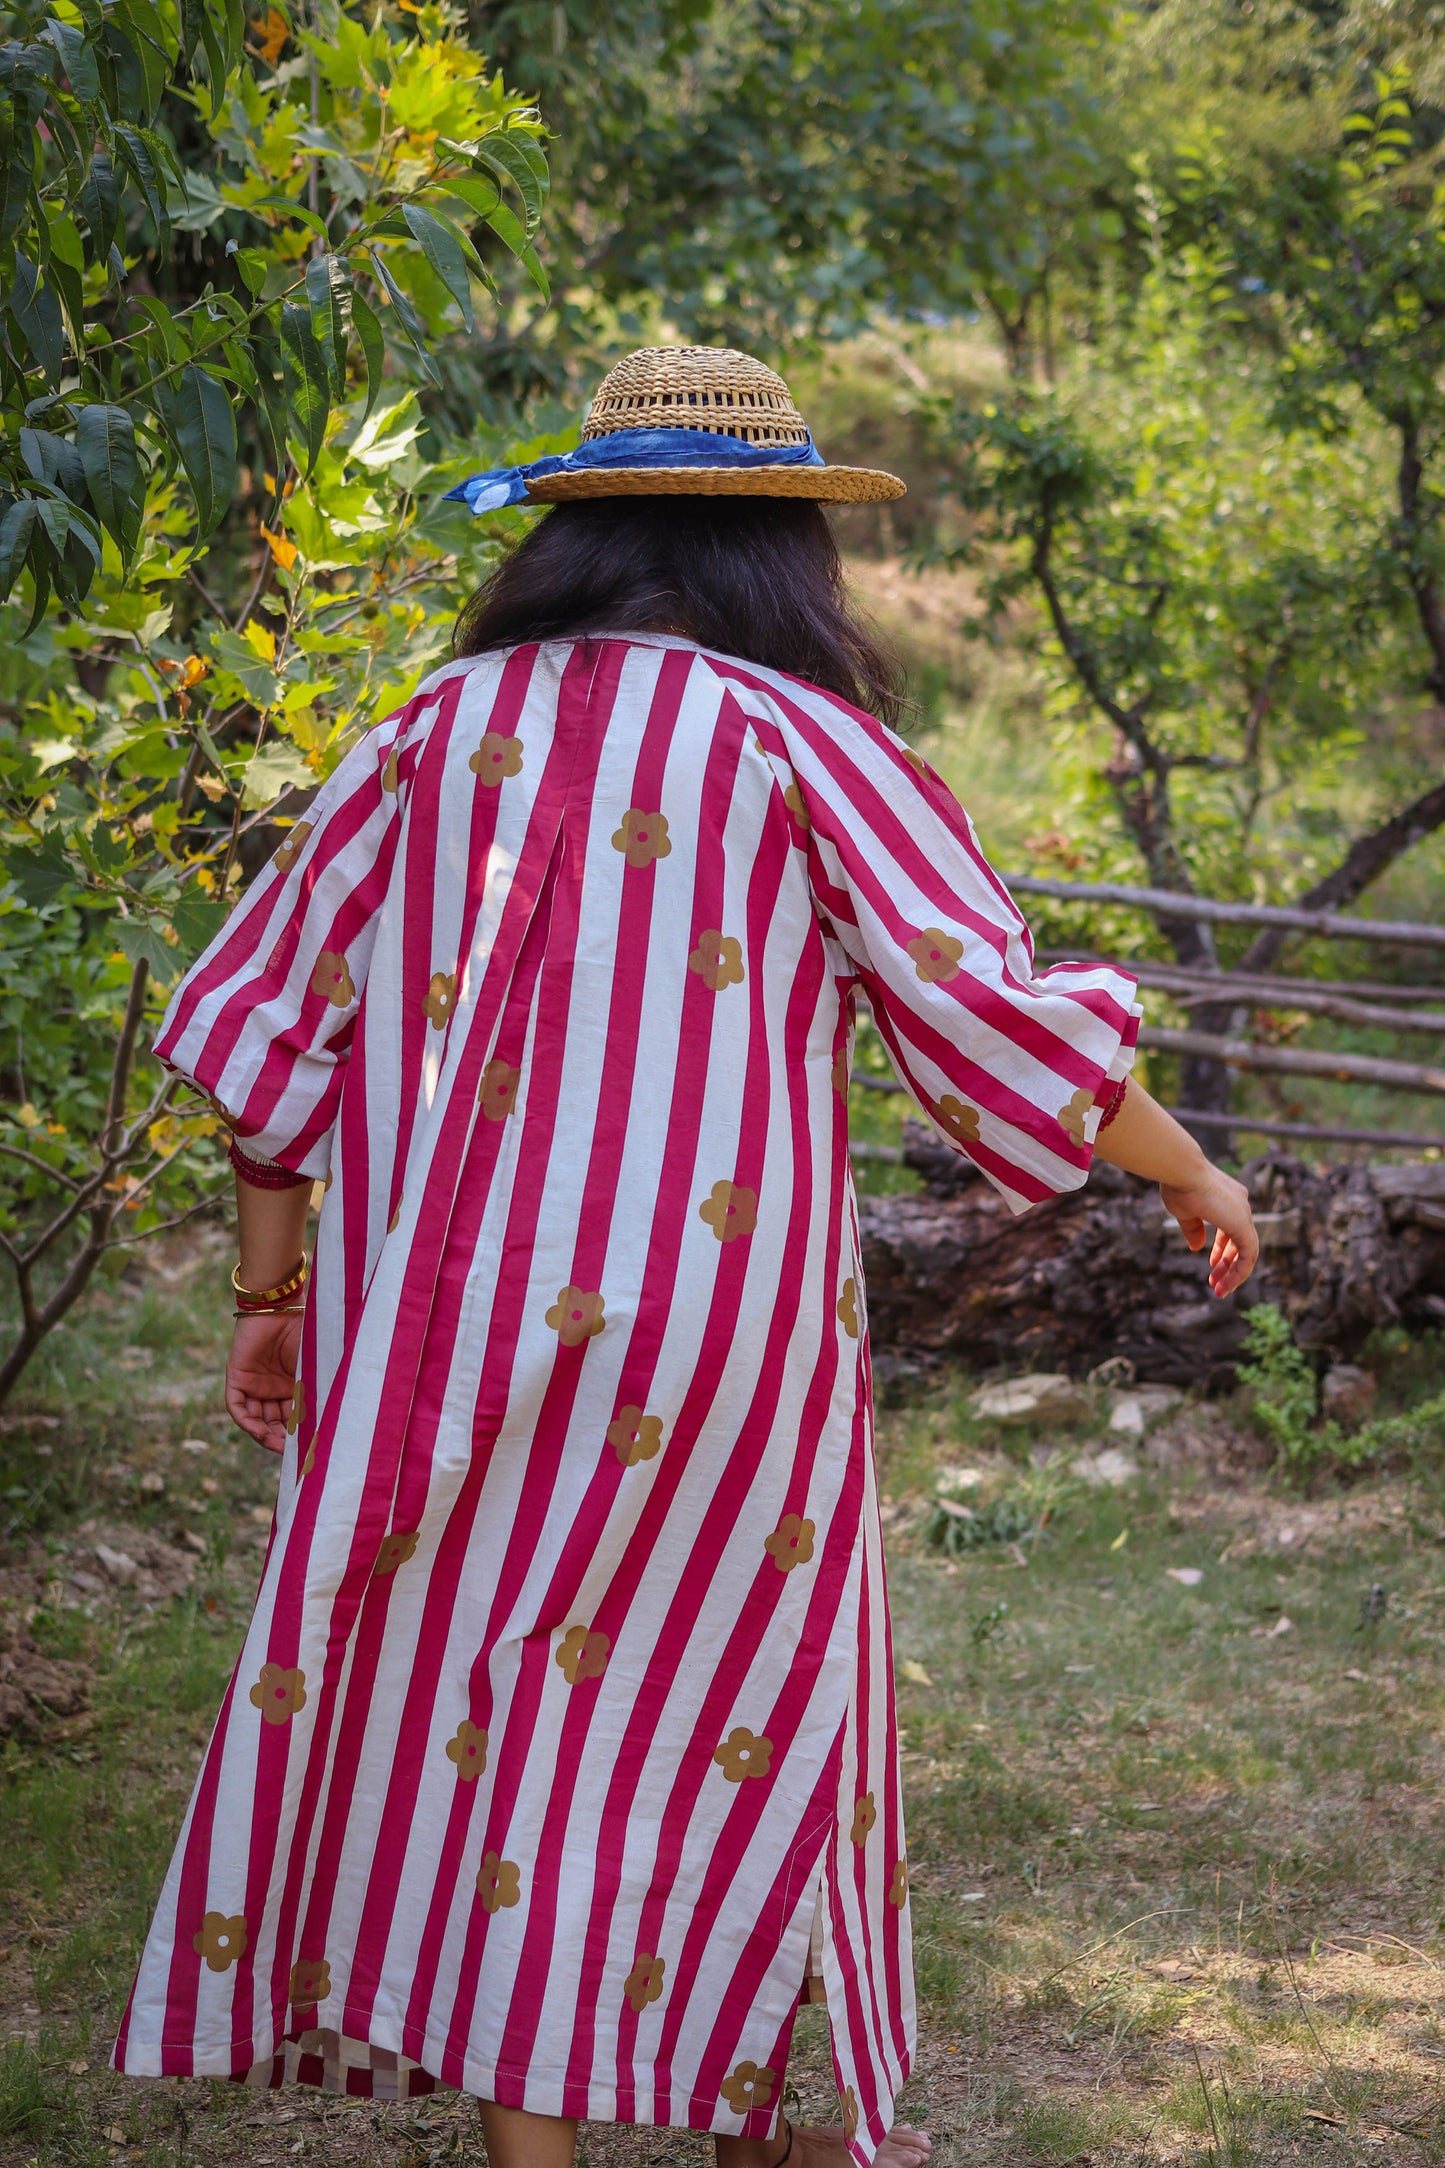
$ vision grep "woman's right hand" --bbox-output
[1158,1164,1259,1299]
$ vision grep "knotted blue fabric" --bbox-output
[443,426,826,514]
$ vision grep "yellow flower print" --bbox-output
[935,1094,980,1145]
[906,927,963,985]
[374,1530,419,1577]
[546,1286,606,1346]
[469,731,524,786]
[782,783,810,832]
[555,1625,610,1683]
[850,1793,877,1846]
[289,1957,330,2005]
[311,951,354,1007]
[763,1513,815,1572]
[192,1912,247,1973]
[381,744,399,792]
[272,821,313,875]
[889,1858,910,1908]
[841,2085,860,2141]
[445,1719,488,1780]
[698,1181,758,1243]
[479,1059,520,1121]
[713,1727,773,1782]
[250,1663,307,1726]
[476,1851,521,1913]
[837,1279,859,1339]
[902,748,930,778]
[624,1953,666,2013]
[831,1047,849,1096]
[287,1378,307,1434]
[607,1405,664,1467]
[687,929,745,990]
[611,809,672,867]
[388,1196,403,1233]
[721,2061,777,2114]
[424,971,459,1028]
[1058,1086,1094,1148]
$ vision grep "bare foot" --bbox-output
[791,2123,931,2168]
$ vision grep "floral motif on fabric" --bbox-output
[698,1181,757,1243]
[687,930,744,990]
[935,1094,980,1144]
[624,1953,666,2012]
[374,1530,419,1576]
[713,1727,772,1782]
[424,971,459,1028]
[287,1379,306,1434]
[468,732,523,786]
[889,1858,910,1908]
[555,1625,610,1683]
[445,1720,488,1779]
[299,1438,315,1476]
[906,928,962,984]
[782,783,810,832]
[763,1513,815,1572]
[607,1405,664,1466]
[249,1663,307,1726]
[311,951,354,1007]
[721,2061,777,2113]
[289,1957,330,2005]
[546,1287,606,1345]
[381,745,399,793]
[841,2085,860,2140]
[476,1852,521,1912]
[611,809,671,867]
[831,1048,849,1096]
[272,822,313,875]
[388,1196,403,1233]
[837,1278,859,1339]
[1058,1086,1093,1147]
[478,1059,520,1120]
[192,1912,247,1972]
[850,1793,877,1845]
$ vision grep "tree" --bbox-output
[0,0,552,1399]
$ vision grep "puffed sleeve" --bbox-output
[152,710,409,1178]
[751,681,1141,1214]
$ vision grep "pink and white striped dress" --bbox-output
[116,634,1139,2159]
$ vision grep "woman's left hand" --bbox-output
[226,1312,304,1452]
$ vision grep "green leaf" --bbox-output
[115,126,169,239]
[6,837,74,909]
[9,254,65,388]
[0,501,39,602]
[0,136,35,250]
[401,203,475,333]
[172,886,227,954]
[305,253,352,401]
[350,291,385,420]
[470,129,548,234]
[76,405,140,547]
[369,252,440,387]
[172,364,237,534]
[38,18,101,99]
[232,245,267,295]
[483,205,550,300]
[79,153,120,263]
[279,301,331,475]
[114,916,182,980]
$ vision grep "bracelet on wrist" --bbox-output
[232,1304,306,1319]
[232,1257,308,1305]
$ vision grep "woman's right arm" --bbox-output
[1091,1078,1259,1298]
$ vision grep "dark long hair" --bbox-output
[453,496,905,727]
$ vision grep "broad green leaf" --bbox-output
[78,153,120,262]
[305,253,352,401]
[483,205,550,300]
[38,18,101,99]
[173,887,227,954]
[279,301,331,475]
[9,254,65,388]
[115,916,183,980]
[0,501,39,602]
[76,405,140,547]
[232,245,267,295]
[6,837,74,909]
[470,131,548,234]
[0,137,35,250]
[349,291,385,420]
[401,203,476,333]
[115,127,169,238]
[172,364,237,533]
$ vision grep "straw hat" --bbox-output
[523,346,906,505]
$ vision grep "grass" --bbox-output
[3,1249,1445,2163]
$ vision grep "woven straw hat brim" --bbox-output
[525,463,905,506]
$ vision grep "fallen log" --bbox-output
[1137,1023,1445,1096]
[1005,874,1445,950]
[857,1128,1445,1389]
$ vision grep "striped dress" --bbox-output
[115,634,1139,2159]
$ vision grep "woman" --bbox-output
[115,348,1257,2168]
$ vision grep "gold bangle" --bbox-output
[232,1257,307,1304]
[232,1305,306,1318]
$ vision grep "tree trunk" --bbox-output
[857,1124,1445,1388]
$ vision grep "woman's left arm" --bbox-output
[226,1174,312,1453]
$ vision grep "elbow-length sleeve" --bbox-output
[752,683,1142,1215]
[153,716,406,1178]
